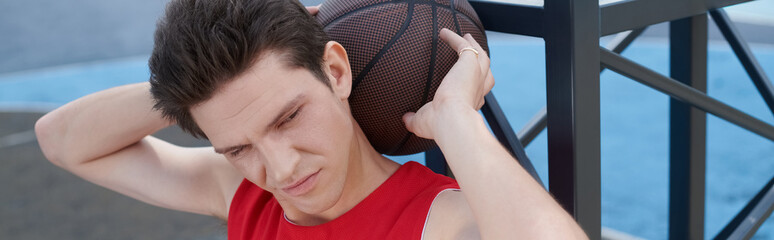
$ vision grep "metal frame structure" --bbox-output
[424,0,774,239]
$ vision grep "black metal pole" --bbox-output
[425,147,448,176]
[544,0,601,238]
[669,14,708,240]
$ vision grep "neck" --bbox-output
[286,118,400,226]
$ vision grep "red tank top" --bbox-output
[227,161,459,240]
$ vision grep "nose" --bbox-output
[259,138,301,186]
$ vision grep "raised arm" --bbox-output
[35,82,241,219]
[403,29,588,239]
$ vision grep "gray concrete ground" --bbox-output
[0,112,227,240]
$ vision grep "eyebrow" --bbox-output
[214,145,245,154]
[213,94,305,154]
[267,94,305,130]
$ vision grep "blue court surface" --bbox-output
[1,34,773,239]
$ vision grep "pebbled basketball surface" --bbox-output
[317,0,489,155]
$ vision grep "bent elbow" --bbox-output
[35,112,66,167]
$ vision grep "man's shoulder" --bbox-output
[392,162,477,239]
[398,161,458,184]
[423,189,480,240]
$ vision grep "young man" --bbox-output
[35,0,588,239]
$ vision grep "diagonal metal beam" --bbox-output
[518,28,646,147]
[606,28,647,56]
[709,8,774,117]
[481,93,543,185]
[602,28,647,72]
[714,174,774,240]
[600,48,774,142]
[517,106,546,147]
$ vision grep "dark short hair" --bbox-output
[148,0,330,139]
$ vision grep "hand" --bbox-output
[306,5,320,16]
[402,28,494,139]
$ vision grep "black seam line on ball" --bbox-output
[320,0,487,56]
[450,0,462,34]
[375,0,417,156]
[385,5,440,156]
[422,4,438,106]
[322,1,401,28]
[350,0,415,91]
[447,2,487,38]
[429,0,486,35]
[387,131,415,155]
[322,0,481,35]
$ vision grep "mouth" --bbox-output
[281,170,321,197]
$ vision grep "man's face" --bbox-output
[190,52,354,215]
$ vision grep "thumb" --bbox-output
[306,5,320,16]
[402,112,416,133]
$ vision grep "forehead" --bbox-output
[189,53,324,141]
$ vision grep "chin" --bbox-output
[312,181,348,214]
[293,190,341,215]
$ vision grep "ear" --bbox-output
[323,41,352,100]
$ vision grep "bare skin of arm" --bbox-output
[404,29,589,239]
[35,82,242,219]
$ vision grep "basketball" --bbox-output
[316,0,489,155]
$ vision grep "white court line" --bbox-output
[0,102,58,113]
[0,129,37,148]
[602,227,647,240]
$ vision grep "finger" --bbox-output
[439,30,481,81]
[462,33,490,73]
[402,112,416,133]
[306,5,320,16]
[439,29,477,58]
[476,95,486,110]
[462,33,488,58]
[485,69,495,92]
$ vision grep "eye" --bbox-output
[280,107,301,126]
[228,147,245,158]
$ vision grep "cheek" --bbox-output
[287,123,333,156]
[233,157,269,190]
[290,100,352,149]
